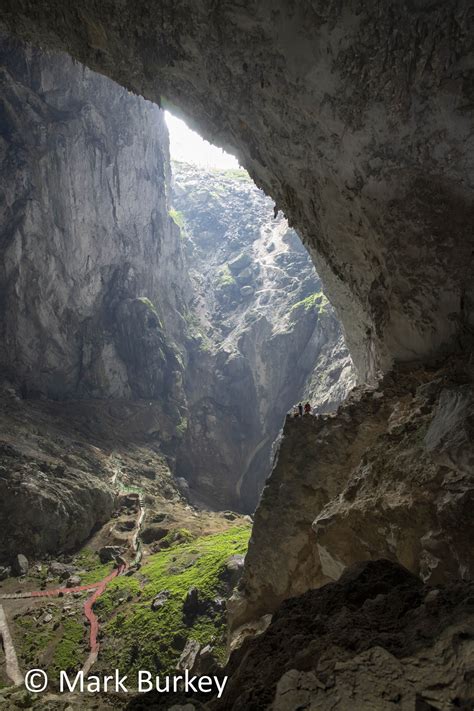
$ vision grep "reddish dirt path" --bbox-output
[0,494,144,683]
[83,565,125,654]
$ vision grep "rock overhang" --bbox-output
[1,1,473,379]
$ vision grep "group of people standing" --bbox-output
[292,401,312,418]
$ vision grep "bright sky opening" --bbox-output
[165,111,240,169]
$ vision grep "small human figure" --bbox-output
[292,406,299,418]
[298,403,303,417]
[304,402,312,415]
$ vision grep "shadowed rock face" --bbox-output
[1,2,474,379]
[125,559,474,710]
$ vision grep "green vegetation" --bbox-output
[15,615,56,667]
[137,296,162,323]
[176,416,188,436]
[219,168,251,182]
[96,525,251,676]
[169,208,186,231]
[74,548,114,585]
[50,619,85,675]
[183,308,213,352]
[290,291,328,315]
[217,264,236,287]
[16,612,84,679]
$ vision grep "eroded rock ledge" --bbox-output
[230,353,474,632]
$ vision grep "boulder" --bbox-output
[12,554,28,576]
[151,590,171,611]
[235,267,253,285]
[65,575,81,587]
[240,285,254,298]
[98,546,123,564]
[0,566,11,580]
[140,526,169,544]
[229,253,252,273]
[220,554,245,589]
[48,561,75,578]
[178,639,201,672]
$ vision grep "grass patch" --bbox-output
[217,264,236,287]
[15,615,56,667]
[97,525,251,677]
[74,548,114,585]
[290,291,328,314]
[50,619,85,676]
[169,209,186,231]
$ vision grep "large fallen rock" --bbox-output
[0,443,115,563]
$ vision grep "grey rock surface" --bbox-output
[0,34,188,404]
[2,3,473,379]
[230,354,474,634]
[11,554,28,576]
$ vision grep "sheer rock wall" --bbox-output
[0,34,187,404]
[172,164,354,511]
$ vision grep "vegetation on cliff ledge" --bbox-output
[291,291,328,315]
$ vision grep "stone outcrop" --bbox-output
[2,3,473,379]
[0,379,186,564]
[172,163,354,510]
[230,354,474,632]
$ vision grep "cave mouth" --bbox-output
[0,34,356,687]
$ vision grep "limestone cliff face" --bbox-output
[0,35,193,560]
[230,354,474,632]
[3,2,473,379]
[0,34,187,406]
[171,163,355,511]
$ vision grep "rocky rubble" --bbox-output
[216,560,474,711]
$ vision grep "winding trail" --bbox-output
[0,492,145,685]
